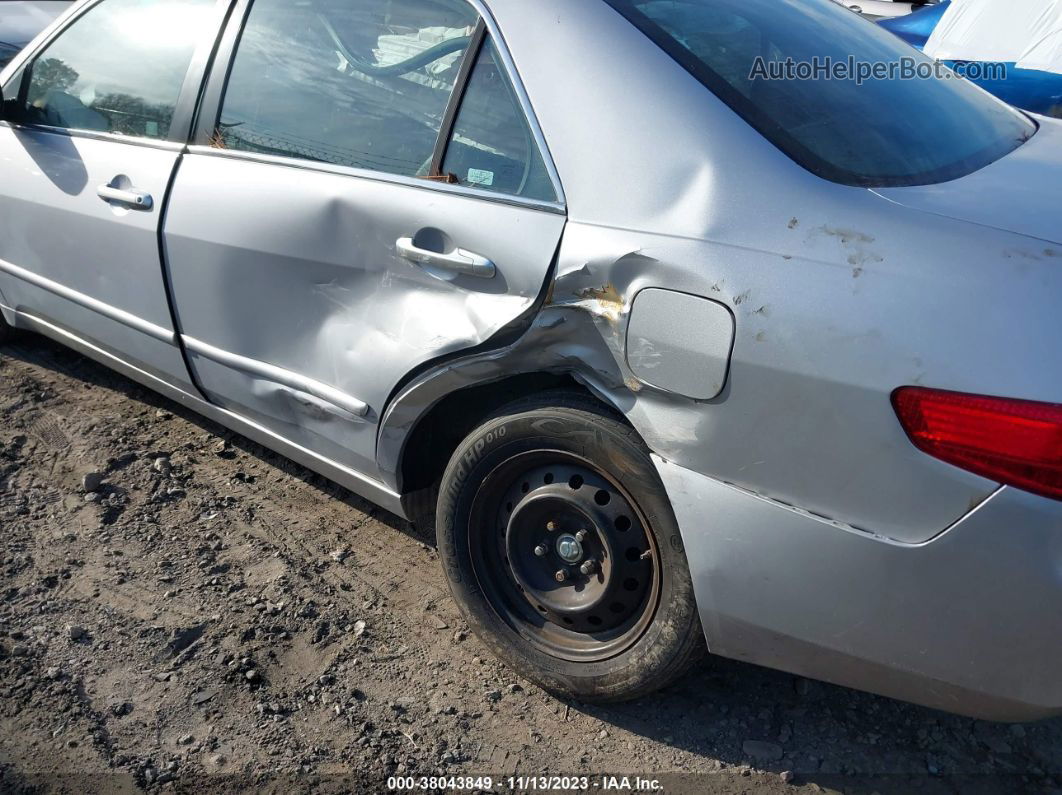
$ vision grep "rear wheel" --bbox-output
[437,393,704,702]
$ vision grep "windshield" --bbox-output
[604,0,1035,187]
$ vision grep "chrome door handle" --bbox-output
[396,237,496,279]
[97,184,153,210]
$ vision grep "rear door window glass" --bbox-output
[216,0,478,177]
[24,0,215,139]
[441,40,556,202]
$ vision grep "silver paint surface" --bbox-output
[162,153,564,477]
[625,288,734,400]
[2,0,1061,719]
[657,456,1062,720]
[0,126,195,393]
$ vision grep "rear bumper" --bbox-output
[656,457,1062,721]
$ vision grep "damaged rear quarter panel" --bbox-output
[411,0,1062,544]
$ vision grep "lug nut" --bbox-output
[546,521,558,532]
[554,569,569,583]
[534,544,548,557]
[575,529,588,542]
[580,560,598,576]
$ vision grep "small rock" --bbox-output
[245,669,261,683]
[743,740,784,762]
[330,548,351,564]
[153,457,172,476]
[178,734,194,745]
[453,630,467,643]
[351,620,367,638]
[484,690,502,703]
[598,729,609,739]
[192,689,218,706]
[84,492,101,504]
[10,644,29,657]
[82,472,105,493]
[780,771,796,784]
[427,615,449,630]
[67,625,86,641]
[45,666,62,680]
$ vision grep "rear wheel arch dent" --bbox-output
[386,373,635,524]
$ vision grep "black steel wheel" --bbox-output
[437,392,705,702]
[473,454,659,661]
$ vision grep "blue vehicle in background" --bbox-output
[879,1,1062,117]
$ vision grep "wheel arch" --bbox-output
[388,371,634,528]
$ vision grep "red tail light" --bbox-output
[892,387,1062,501]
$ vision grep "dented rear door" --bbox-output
[161,0,565,479]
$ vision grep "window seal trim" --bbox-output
[429,17,487,179]
[184,143,566,214]
[193,0,566,206]
[0,119,186,151]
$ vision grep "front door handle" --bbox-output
[396,236,495,279]
[97,184,153,210]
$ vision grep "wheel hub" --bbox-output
[555,533,583,563]
[499,463,654,638]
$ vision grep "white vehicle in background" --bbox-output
[833,0,939,20]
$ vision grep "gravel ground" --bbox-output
[1,335,1061,794]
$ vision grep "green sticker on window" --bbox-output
[467,168,495,187]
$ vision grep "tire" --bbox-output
[437,391,705,703]
[0,310,17,344]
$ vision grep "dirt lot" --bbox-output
[1,335,1060,794]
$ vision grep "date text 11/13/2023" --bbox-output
[386,775,663,792]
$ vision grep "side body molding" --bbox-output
[183,336,370,419]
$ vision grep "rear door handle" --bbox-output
[97,184,153,210]
[396,236,495,279]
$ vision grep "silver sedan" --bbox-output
[1,0,1060,721]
